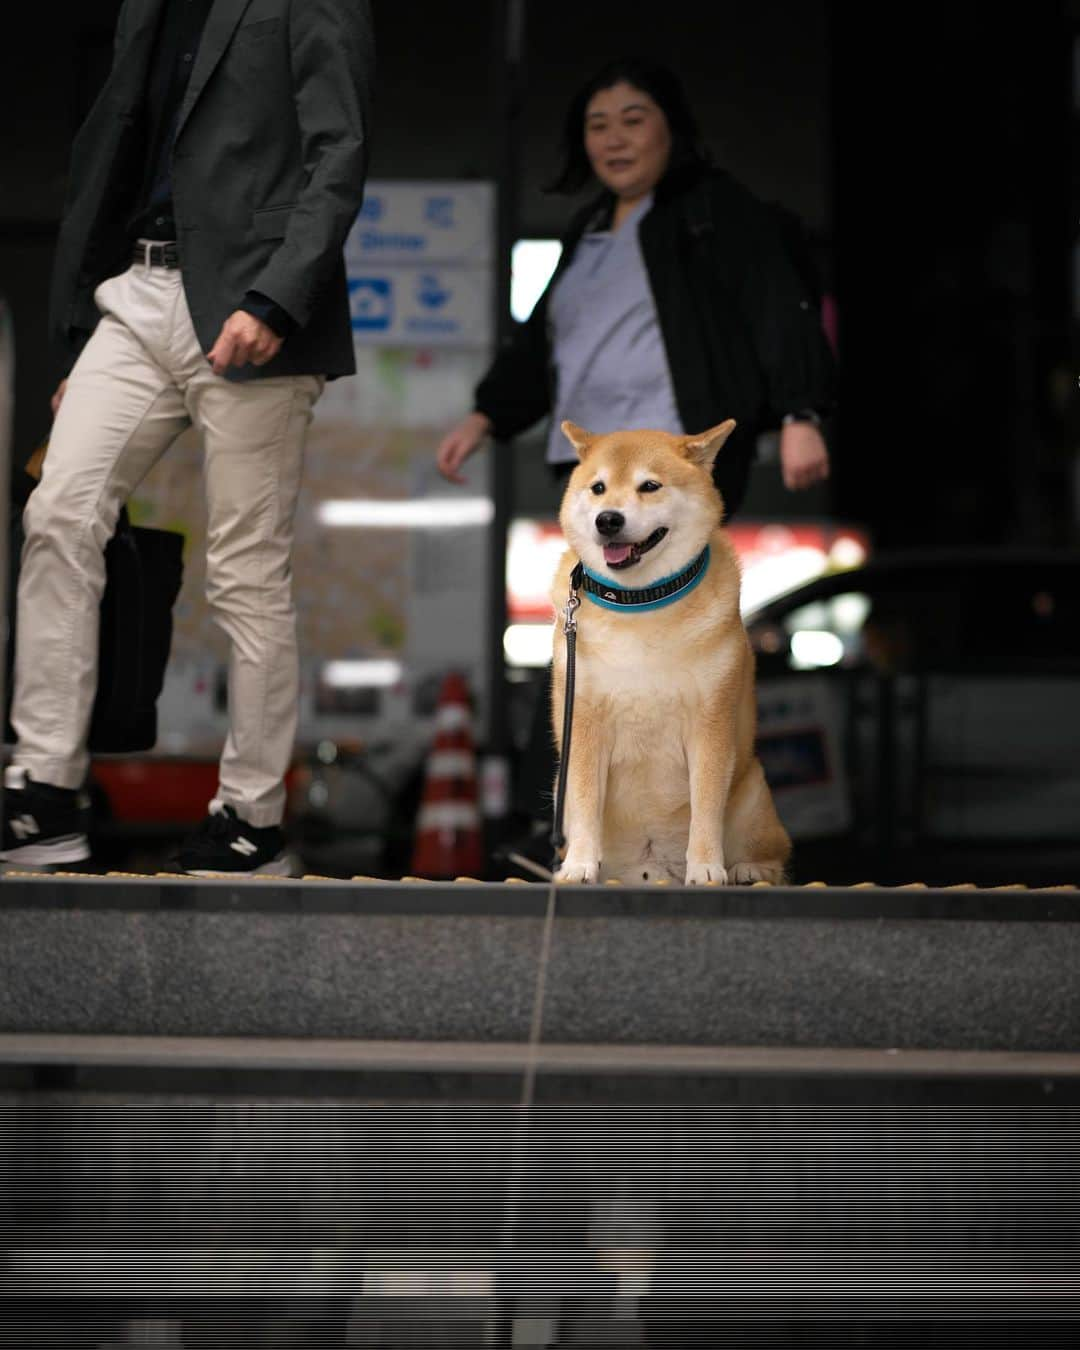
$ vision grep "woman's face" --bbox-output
[584,81,673,200]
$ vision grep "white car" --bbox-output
[744,549,1080,886]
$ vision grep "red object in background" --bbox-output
[725,521,868,565]
[91,758,299,826]
[506,520,567,623]
[410,672,483,879]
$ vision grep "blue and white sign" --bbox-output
[348,277,393,331]
[346,180,495,267]
[756,676,851,839]
[346,267,493,346]
[344,181,495,348]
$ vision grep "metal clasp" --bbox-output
[563,587,580,635]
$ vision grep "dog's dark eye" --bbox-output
[638,480,662,493]
[590,481,606,496]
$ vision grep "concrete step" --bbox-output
[1,875,1078,1053]
[2,877,1079,1341]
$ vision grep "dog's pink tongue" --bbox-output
[603,543,633,565]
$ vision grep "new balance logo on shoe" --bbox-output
[172,802,290,875]
[0,770,91,865]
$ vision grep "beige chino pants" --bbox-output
[12,260,323,827]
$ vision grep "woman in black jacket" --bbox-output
[436,58,836,512]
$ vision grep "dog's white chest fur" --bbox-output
[576,609,731,817]
[578,617,716,718]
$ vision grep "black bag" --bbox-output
[7,485,185,753]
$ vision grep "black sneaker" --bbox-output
[0,765,91,866]
[172,801,294,877]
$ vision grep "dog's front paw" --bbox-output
[556,856,600,884]
[684,861,728,886]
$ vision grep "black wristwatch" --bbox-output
[781,408,822,428]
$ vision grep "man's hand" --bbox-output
[779,421,830,491]
[50,379,68,417]
[207,310,284,376]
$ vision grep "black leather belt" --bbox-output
[132,240,181,269]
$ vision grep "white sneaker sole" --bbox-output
[0,834,91,866]
[183,852,298,879]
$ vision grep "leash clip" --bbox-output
[563,561,584,634]
[563,584,580,635]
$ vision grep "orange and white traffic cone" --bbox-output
[409,671,483,879]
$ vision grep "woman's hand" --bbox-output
[779,421,830,491]
[436,411,493,484]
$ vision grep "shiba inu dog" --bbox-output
[550,419,791,886]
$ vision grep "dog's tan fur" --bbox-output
[550,420,791,886]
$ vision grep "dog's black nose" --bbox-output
[595,510,625,537]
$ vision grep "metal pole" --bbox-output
[482,0,526,866]
[0,295,13,847]
[485,1,528,1330]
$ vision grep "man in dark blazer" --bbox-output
[0,0,374,874]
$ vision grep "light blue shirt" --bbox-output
[546,195,684,466]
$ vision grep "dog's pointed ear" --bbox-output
[561,420,595,459]
[683,419,737,469]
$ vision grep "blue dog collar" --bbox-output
[579,545,711,613]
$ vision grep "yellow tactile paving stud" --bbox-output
[852,882,877,889]
[503,877,529,885]
[803,881,829,887]
[603,879,623,886]
[350,875,384,882]
[454,876,482,884]
[751,880,775,887]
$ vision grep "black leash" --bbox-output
[550,562,583,859]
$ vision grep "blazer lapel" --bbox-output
[174,0,254,139]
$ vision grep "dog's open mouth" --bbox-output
[601,527,668,570]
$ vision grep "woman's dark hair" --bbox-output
[544,58,707,195]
